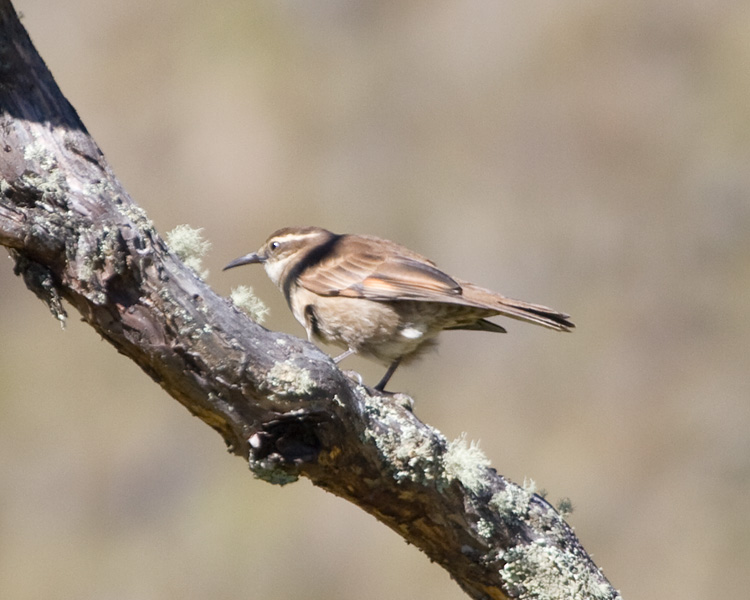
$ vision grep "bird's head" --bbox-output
[224,226,337,288]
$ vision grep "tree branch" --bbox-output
[0,2,620,599]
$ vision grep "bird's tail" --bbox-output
[494,296,574,331]
[460,282,575,332]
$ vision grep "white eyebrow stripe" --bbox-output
[273,231,321,245]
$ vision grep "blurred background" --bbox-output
[2,1,749,598]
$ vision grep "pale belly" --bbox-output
[289,288,494,365]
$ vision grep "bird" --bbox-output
[224,226,574,392]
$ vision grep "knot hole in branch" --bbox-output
[248,410,331,485]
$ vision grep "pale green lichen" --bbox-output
[491,481,533,520]
[122,203,154,231]
[83,178,115,199]
[155,287,211,339]
[362,396,443,484]
[24,138,58,171]
[501,540,620,600]
[441,433,491,493]
[248,457,299,486]
[230,285,269,324]
[73,234,105,303]
[267,361,315,396]
[524,492,574,547]
[477,517,495,539]
[20,169,67,207]
[166,224,211,279]
[556,498,574,518]
[73,225,125,305]
[14,255,67,328]
[492,479,590,597]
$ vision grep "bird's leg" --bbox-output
[332,348,365,386]
[374,357,402,392]
[333,348,356,364]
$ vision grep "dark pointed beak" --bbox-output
[223,252,264,271]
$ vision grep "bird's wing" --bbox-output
[295,234,575,331]
[297,235,463,301]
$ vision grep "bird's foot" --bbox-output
[365,385,415,411]
[391,392,415,411]
[341,369,364,386]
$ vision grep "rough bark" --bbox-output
[0,2,620,599]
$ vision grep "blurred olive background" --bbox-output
[2,1,749,599]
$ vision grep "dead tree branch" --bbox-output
[0,3,619,599]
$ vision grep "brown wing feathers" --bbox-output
[298,235,461,300]
[296,233,574,332]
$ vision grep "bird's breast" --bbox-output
[289,289,446,364]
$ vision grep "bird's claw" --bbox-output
[342,369,364,386]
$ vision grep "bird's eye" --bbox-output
[269,241,280,252]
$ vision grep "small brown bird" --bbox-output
[224,227,573,391]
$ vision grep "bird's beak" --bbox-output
[223,252,264,271]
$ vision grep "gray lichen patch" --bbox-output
[501,540,620,600]
[555,498,574,518]
[247,454,299,486]
[83,177,117,202]
[73,233,105,302]
[73,225,125,305]
[18,169,68,209]
[267,360,316,397]
[23,137,58,171]
[120,203,154,232]
[362,397,443,485]
[13,254,67,327]
[491,480,573,545]
[490,480,534,523]
[477,517,495,540]
[156,287,208,339]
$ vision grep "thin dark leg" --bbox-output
[374,358,402,392]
